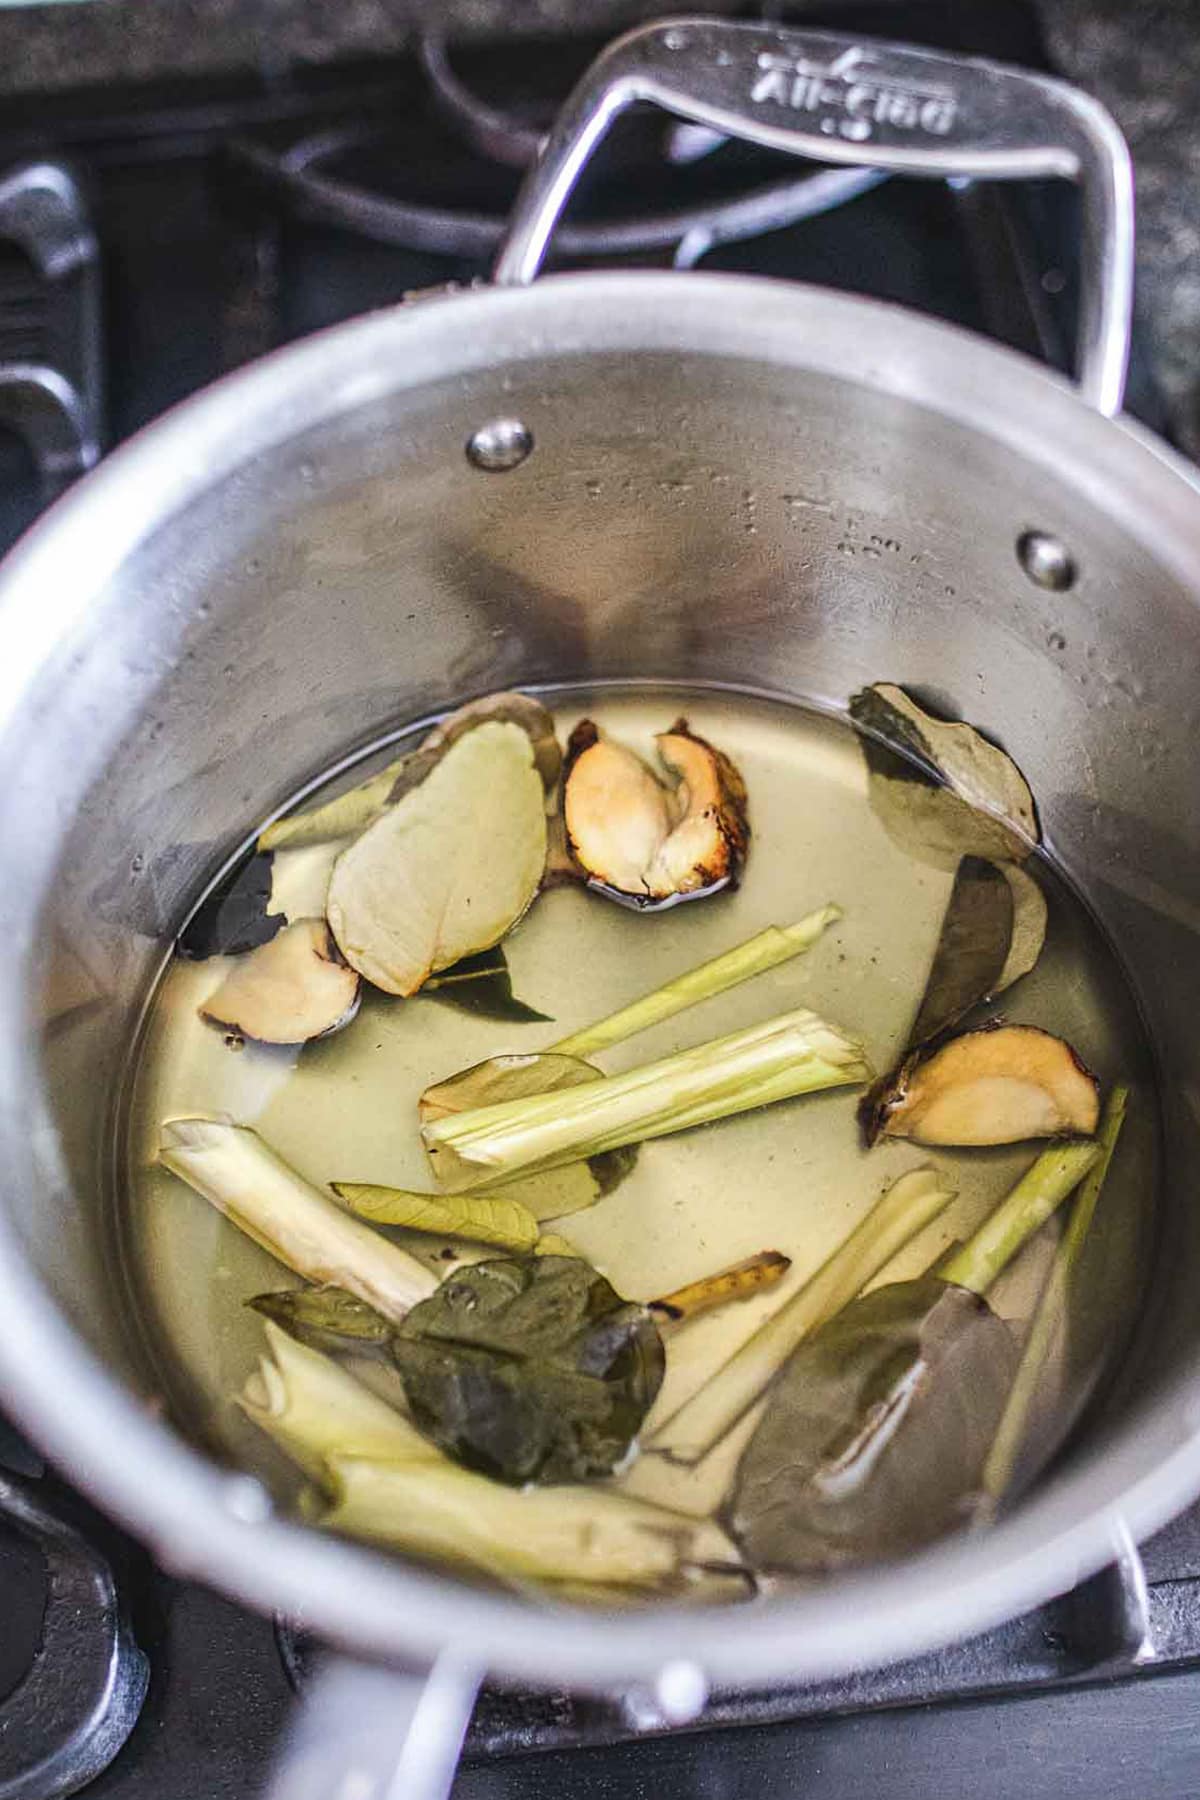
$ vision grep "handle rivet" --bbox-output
[1017,530,1077,592]
[466,418,533,472]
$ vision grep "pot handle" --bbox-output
[264,1651,482,1800]
[494,17,1133,417]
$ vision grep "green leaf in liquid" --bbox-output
[390,1255,665,1485]
[177,852,283,960]
[422,948,551,1024]
[248,1287,393,1354]
[849,684,1039,871]
[907,856,1014,1049]
[331,1181,539,1252]
[728,1274,1019,1573]
[419,1053,639,1218]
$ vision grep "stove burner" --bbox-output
[230,29,885,268]
[0,161,101,501]
[417,31,803,185]
[418,33,544,171]
[234,130,884,267]
[0,1470,147,1800]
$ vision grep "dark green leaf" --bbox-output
[862,854,1051,1143]
[391,1255,665,1485]
[908,856,1013,1048]
[421,1052,598,1122]
[994,862,1048,995]
[729,1275,1018,1573]
[849,684,1039,870]
[248,1286,393,1354]
[422,948,551,1024]
[177,852,282,960]
[850,685,946,786]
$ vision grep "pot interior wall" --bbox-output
[8,310,1200,1528]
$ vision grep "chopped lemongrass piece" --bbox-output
[422,1006,872,1192]
[239,1322,437,1479]
[646,1168,956,1466]
[939,1138,1101,1296]
[980,1087,1128,1508]
[548,907,841,1059]
[650,1251,791,1324]
[418,1053,638,1217]
[159,1118,436,1320]
[330,1183,539,1252]
[322,1455,743,1590]
[259,761,404,851]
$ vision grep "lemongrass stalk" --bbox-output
[548,907,841,1060]
[159,1118,436,1319]
[322,1455,742,1589]
[258,761,403,850]
[239,1321,437,1479]
[939,1139,1101,1297]
[423,1007,871,1192]
[646,1167,956,1465]
[981,1088,1128,1506]
[595,1054,861,1148]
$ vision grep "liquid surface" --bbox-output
[122,689,1160,1555]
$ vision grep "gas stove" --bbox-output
[0,7,1197,1798]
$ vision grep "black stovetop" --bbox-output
[0,7,1196,1798]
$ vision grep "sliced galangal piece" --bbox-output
[562,717,748,909]
[200,917,360,1043]
[868,1023,1100,1146]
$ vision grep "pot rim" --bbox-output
[0,269,1198,1691]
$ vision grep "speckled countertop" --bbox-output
[1040,0,1200,447]
[0,0,1195,440]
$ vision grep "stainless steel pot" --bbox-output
[1,17,1199,1797]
